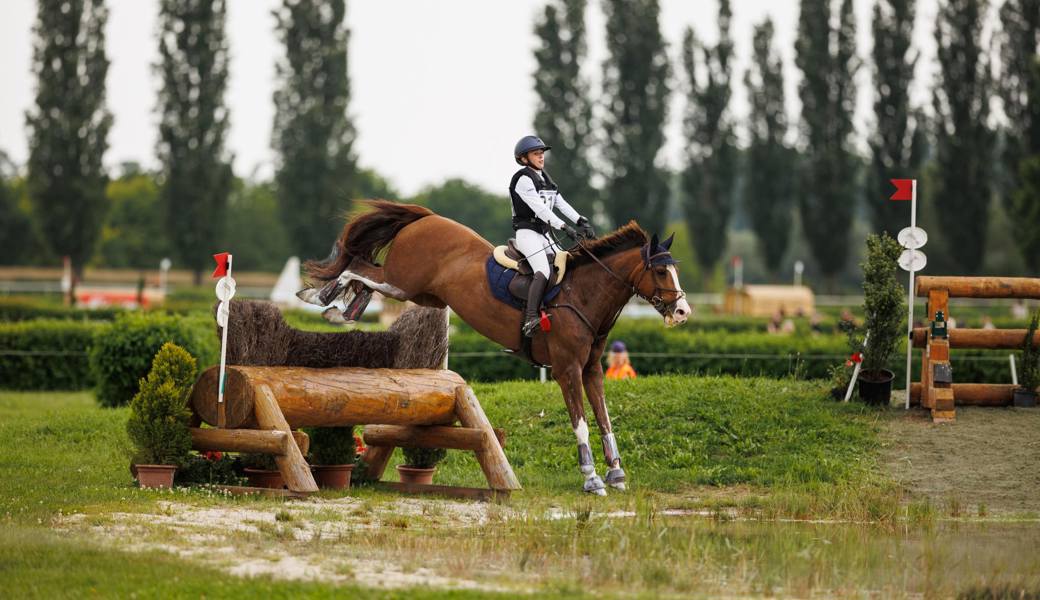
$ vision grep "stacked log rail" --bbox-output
[913,276,1040,421]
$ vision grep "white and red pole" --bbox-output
[904,180,917,409]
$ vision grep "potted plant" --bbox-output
[857,234,904,406]
[240,452,284,489]
[126,342,195,488]
[398,446,447,485]
[1014,311,1039,408]
[308,426,357,490]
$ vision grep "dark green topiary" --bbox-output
[1020,311,1040,392]
[860,233,905,375]
[175,453,244,486]
[126,343,195,466]
[239,452,277,471]
[402,446,447,469]
[308,426,357,466]
[90,311,217,407]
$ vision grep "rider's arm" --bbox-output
[553,192,581,223]
[515,175,566,229]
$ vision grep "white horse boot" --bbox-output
[602,432,626,490]
[579,442,607,496]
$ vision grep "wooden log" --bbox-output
[360,445,394,481]
[916,276,1040,299]
[363,425,486,451]
[190,427,289,455]
[292,430,310,457]
[254,384,318,493]
[911,328,1040,349]
[454,386,521,491]
[909,383,1018,406]
[190,366,465,429]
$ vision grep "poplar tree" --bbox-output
[26,0,112,286]
[533,0,596,217]
[680,0,737,283]
[156,0,232,284]
[600,0,671,236]
[795,0,859,284]
[272,0,356,260]
[744,18,797,277]
[869,0,927,235]
[933,0,994,273]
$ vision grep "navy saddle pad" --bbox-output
[485,256,562,310]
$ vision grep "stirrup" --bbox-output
[522,318,540,338]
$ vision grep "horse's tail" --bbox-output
[304,200,435,282]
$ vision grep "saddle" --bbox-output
[492,239,570,301]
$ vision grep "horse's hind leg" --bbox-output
[554,364,607,496]
[583,354,626,491]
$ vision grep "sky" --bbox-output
[0,0,965,197]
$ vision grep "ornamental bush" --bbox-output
[859,233,905,375]
[307,426,357,465]
[0,319,103,390]
[402,446,447,469]
[1020,311,1040,392]
[89,311,217,407]
[126,342,195,466]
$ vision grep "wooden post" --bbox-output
[909,383,1018,406]
[254,384,318,493]
[916,276,1040,299]
[364,424,486,451]
[360,444,395,481]
[453,386,521,491]
[190,428,289,455]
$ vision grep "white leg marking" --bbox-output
[574,417,590,446]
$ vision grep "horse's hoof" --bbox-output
[583,475,607,496]
[296,287,323,306]
[605,468,626,490]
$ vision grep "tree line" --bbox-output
[0,0,1037,292]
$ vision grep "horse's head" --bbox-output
[633,233,691,327]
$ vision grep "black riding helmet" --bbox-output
[514,135,551,165]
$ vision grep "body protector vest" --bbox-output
[509,167,559,233]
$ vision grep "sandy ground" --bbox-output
[880,400,1040,515]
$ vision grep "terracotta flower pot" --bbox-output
[243,468,285,489]
[312,464,355,490]
[135,464,177,489]
[397,465,435,485]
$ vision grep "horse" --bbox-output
[299,200,690,495]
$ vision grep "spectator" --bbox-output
[810,311,824,336]
[605,340,637,380]
[1012,299,1028,319]
[981,315,995,330]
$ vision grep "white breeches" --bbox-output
[515,228,561,278]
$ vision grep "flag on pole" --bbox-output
[890,179,914,201]
[212,252,230,278]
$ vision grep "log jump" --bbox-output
[185,300,520,498]
[914,275,1040,422]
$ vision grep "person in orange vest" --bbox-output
[605,340,637,380]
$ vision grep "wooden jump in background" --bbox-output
[909,276,1040,422]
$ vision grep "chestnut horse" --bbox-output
[301,201,690,494]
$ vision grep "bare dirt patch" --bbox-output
[880,404,1040,515]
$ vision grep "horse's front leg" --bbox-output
[553,364,607,496]
[583,357,625,491]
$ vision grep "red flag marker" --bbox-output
[212,252,230,278]
[890,179,913,201]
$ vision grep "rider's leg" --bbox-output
[515,229,552,337]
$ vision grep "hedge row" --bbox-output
[0,297,124,322]
[0,320,103,390]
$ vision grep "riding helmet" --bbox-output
[514,135,551,165]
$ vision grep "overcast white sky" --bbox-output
[0,0,957,196]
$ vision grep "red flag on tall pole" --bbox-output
[890,179,914,201]
[212,252,230,278]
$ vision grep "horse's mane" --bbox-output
[568,221,648,266]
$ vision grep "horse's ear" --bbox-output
[661,233,675,250]
[650,233,659,250]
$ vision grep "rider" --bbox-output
[509,135,595,337]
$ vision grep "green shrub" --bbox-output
[0,296,124,322]
[89,311,218,407]
[402,446,447,469]
[240,453,277,471]
[174,452,243,486]
[860,234,904,374]
[126,343,195,466]
[307,426,357,465]
[1019,311,1040,391]
[0,320,104,390]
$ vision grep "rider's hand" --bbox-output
[576,217,596,240]
[561,223,581,240]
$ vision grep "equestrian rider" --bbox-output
[509,135,595,337]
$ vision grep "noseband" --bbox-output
[633,250,687,317]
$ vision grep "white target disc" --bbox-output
[898,249,927,272]
[216,301,229,328]
[215,276,237,302]
[897,227,928,250]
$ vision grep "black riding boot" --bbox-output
[522,273,549,337]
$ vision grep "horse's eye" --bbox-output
[655,268,666,276]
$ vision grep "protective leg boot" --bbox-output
[522,273,549,338]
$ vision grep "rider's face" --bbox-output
[525,149,546,170]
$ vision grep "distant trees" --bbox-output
[532,0,596,217]
[272,0,357,261]
[933,0,994,273]
[156,0,233,284]
[680,0,738,284]
[795,0,860,285]
[413,179,512,244]
[25,0,112,287]
[97,169,167,269]
[600,0,671,236]
[869,0,926,236]
[743,18,796,278]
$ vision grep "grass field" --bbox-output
[3,378,1039,598]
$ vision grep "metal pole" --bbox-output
[904,180,917,410]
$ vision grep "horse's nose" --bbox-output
[673,300,691,323]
